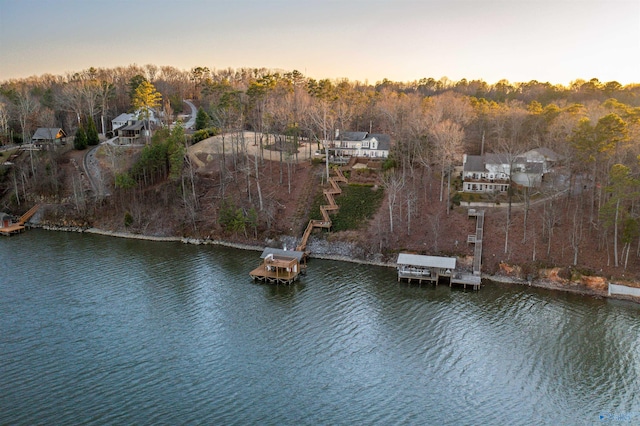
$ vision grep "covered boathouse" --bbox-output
[250,248,306,284]
[397,253,456,284]
[397,252,482,290]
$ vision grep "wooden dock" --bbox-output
[0,204,39,236]
[396,253,456,285]
[450,271,482,290]
[396,210,485,291]
[250,248,306,285]
[397,260,482,291]
[0,223,26,236]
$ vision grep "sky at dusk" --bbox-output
[1,0,638,86]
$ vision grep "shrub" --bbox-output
[124,212,133,227]
[193,127,220,143]
[74,126,87,150]
[382,157,396,171]
[86,117,99,146]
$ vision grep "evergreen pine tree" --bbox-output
[195,107,209,131]
[86,116,100,146]
[74,125,88,150]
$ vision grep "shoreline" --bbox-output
[32,224,639,304]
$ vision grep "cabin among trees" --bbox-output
[30,128,66,147]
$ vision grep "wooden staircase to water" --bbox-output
[296,169,347,252]
[467,209,484,276]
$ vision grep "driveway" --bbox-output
[183,100,197,130]
[83,140,116,198]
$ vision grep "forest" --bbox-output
[1,65,640,281]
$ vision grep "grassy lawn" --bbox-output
[309,183,385,232]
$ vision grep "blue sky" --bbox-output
[1,0,638,85]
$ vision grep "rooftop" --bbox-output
[396,253,456,270]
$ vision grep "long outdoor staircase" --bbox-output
[18,204,40,225]
[296,169,348,252]
[467,209,484,276]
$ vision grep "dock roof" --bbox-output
[396,253,456,270]
[260,247,305,262]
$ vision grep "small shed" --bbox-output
[396,253,456,284]
[31,128,66,145]
[0,212,13,228]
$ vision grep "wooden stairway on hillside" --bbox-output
[296,169,347,252]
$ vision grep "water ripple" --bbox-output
[1,232,639,425]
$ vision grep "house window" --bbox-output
[362,141,369,148]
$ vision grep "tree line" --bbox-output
[1,65,640,270]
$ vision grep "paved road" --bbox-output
[183,100,197,130]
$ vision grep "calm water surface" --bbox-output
[1,230,639,425]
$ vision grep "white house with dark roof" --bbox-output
[112,110,160,134]
[462,154,511,193]
[327,131,391,159]
[111,113,136,132]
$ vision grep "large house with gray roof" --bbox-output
[327,131,391,160]
[462,148,560,193]
[462,153,511,193]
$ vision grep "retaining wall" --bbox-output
[609,283,640,298]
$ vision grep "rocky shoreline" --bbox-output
[30,223,639,304]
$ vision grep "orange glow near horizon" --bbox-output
[0,1,638,86]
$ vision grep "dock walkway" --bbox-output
[468,209,484,276]
[396,209,485,291]
[0,204,39,236]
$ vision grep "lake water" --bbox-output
[1,230,639,425]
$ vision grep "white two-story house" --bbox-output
[462,148,560,193]
[462,153,511,193]
[327,131,391,160]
